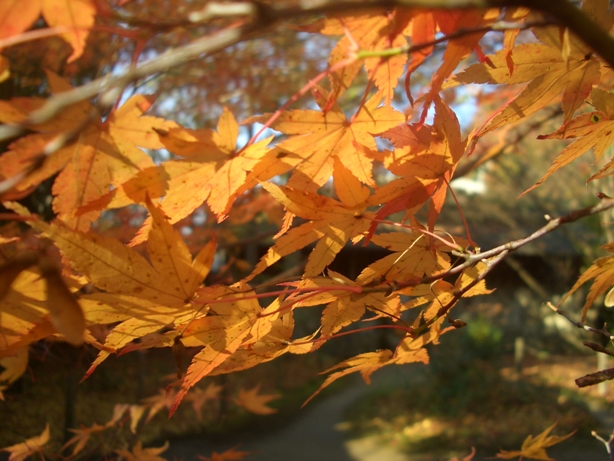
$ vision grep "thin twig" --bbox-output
[2,0,603,148]
[547,302,614,340]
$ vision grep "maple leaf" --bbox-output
[171,287,264,415]
[558,242,614,322]
[0,0,96,62]
[321,10,412,105]
[115,441,169,461]
[5,199,215,374]
[303,350,393,406]
[0,73,177,231]
[63,423,107,456]
[141,388,178,423]
[288,270,401,339]
[523,88,614,193]
[450,2,613,147]
[102,107,272,235]
[0,77,176,231]
[368,97,465,227]
[495,423,575,461]
[357,230,454,284]
[246,90,404,191]
[197,446,250,461]
[417,9,493,122]
[0,347,28,384]
[0,257,86,357]
[128,404,148,433]
[186,383,222,419]
[205,299,297,376]
[0,423,50,461]
[247,166,374,280]
[305,314,454,406]
[0,250,85,347]
[234,384,281,415]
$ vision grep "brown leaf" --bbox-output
[38,255,85,346]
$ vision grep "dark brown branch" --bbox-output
[583,341,614,358]
[575,367,614,388]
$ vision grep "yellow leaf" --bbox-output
[42,0,95,63]
[559,250,614,322]
[246,91,404,190]
[247,182,373,280]
[0,78,177,231]
[38,256,85,346]
[304,350,393,406]
[171,287,263,414]
[1,424,50,461]
[496,423,575,460]
[0,1,41,41]
[0,347,28,384]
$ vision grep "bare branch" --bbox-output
[546,302,614,340]
[583,341,614,358]
[0,25,248,143]
[1,0,612,147]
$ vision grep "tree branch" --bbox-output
[1,0,612,146]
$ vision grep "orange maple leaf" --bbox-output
[321,10,412,105]
[234,385,281,415]
[524,88,614,193]
[0,0,95,62]
[186,382,223,419]
[368,97,465,228]
[158,107,272,220]
[495,423,575,460]
[288,270,401,339]
[63,422,107,456]
[0,347,28,384]
[246,90,404,191]
[451,1,613,147]
[357,230,454,284]
[205,298,296,376]
[115,289,285,399]
[247,161,374,280]
[558,242,614,322]
[303,350,393,406]
[305,315,454,406]
[197,446,251,461]
[6,199,215,374]
[141,388,178,423]
[171,287,264,415]
[115,441,169,461]
[0,252,86,357]
[417,9,492,123]
[0,423,50,461]
[106,106,273,231]
[0,72,177,231]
